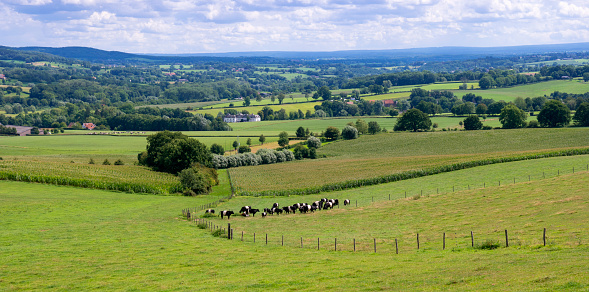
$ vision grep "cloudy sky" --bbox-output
[2,0,589,54]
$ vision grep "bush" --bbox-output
[307,136,322,148]
[114,159,124,165]
[178,167,212,196]
[475,239,501,250]
[324,126,340,140]
[238,145,251,153]
[527,120,540,128]
[463,115,483,130]
[102,159,111,165]
[210,143,225,155]
[342,125,359,139]
[278,131,289,147]
[482,125,493,130]
[293,144,309,160]
[89,158,95,164]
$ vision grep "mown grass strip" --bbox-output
[234,148,589,197]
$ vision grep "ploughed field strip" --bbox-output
[229,128,589,193]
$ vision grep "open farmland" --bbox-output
[229,128,589,194]
[3,169,589,290]
[452,79,589,102]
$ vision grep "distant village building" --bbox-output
[383,100,397,107]
[82,123,96,130]
[0,122,46,136]
[0,74,6,81]
[223,114,261,123]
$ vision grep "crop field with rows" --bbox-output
[229,128,589,194]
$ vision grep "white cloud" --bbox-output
[8,0,52,5]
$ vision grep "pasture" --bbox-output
[229,128,589,193]
[2,168,589,290]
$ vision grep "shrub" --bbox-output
[307,136,322,148]
[482,125,493,130]
[210,143,225,155]
[463,115,483,130]
[102,159,111,165]
[293,144,309,160]
[282,149,294,161]
[278,131,289,147]
[475,239,501,250]
[178,167,212,196]
[89,158,95,164]
[114,159,124,165]
[238,145,251,153]
[342,125,359,139]
[527,120,540,128]
[324,126,340,140]
[212,154,228,169]
[368,121,381,134]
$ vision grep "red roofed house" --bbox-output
[82,123,96,130]
[383,100,397,107]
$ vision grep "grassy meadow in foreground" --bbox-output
[2,171,589,290]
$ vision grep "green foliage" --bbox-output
[463,115,483,130]
[103,159,111,165]
[114,159,124,165]
[232,140,239,149]
[324,126,340,140]
[259,134,266,145]
[574,102,589,126]
[475,240,501,250]
[307,136,322,149]
[500,104,528,129]
[527,120,540,128]
[342,125,359,140]
[278,131,289,147]
[394,108,432,132]
[238,145,251,153]
[355,119,368,134]
[293,144,309,160]
[179,167,212,196]
[210,143,225,155]
[537,100,571,128]
[295,126,306,138]
[88,158,95,164]
[246,138,252,146]
[367,121,381,134]
[144,131,212,174]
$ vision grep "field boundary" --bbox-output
[234,147,589,196]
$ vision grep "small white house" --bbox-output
[223,114,261,123]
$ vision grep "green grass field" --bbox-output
[453,79,589,102]
[229,128,589,193]
[2,167,589,290]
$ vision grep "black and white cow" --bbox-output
[329,199,339,206]
[264,207,273,215]
[272,207,283,215]
[323,202,333,210]
[239,206,252,214]
[344,199,350,206]
[220,210,235,219]
[272,202,279,209]
[292,203,301,209]
[249,209,260,216]
[310,205,318,212]
[262,212,267,218]
[205,209,215,214]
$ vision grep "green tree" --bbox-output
[259,134,266,145]
[342,125,359,139]
[232,140,239,151]
[573,102,589,126]
[307,136,321,148]
[317,86,331,100]
[210,143,225,155]
[499,104,528,129]
[324,126,340,140]
[238,145,251,153]
[478,76,495,89]
[277,93,285,105]
[246,138,252,146]
[476,104,488,116]
[393,109,432,132]
[179,167,212,196]
[103,159,111,165]
[367,121,381,134]
[584,72,589,82]
[537,100,571,127]
[243,96,251,107]
[295,126,306,138]
[355,119,368,134]
[278,131,289,147]
[463,115,483,130]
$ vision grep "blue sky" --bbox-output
[2,0,589,54]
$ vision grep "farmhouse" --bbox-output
[223,114,261,123]
[82,123,96,130]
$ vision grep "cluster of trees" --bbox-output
[137,131,217,196]
[0,124,18,135]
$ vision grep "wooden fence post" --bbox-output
[543,228,546,246]
[241,231,244,241]
[471,231,474,247]
[443,232,446,250]
[353,238,356,252]
[389,194,390,200]
[318,238,320,250]
[301,237,303,248]
[374,238,376,253]
[395,238,398,254]
[282,235,284,246]
[266,234,268,245]
[254,233,256,243]
[228,223,231,240]
[417,233,420,249]
[335,238,337,251]
[505,230,509,247]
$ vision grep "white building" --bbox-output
[223,114,261,123]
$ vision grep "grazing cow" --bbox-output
[241,212,249,217]
[220,210,235,219]
[205,209,215,214]
[344,199,350,206]
[264,207,273,214]
[272,208,283,215]
[282,206,291,214]
[272,202,279,209]
[293,203,301,209]
[329,199,339,206]
[284,206,296,214]
[323,202,333,210]
[250,209,260,216]
[239,206,252,214]
[310,205,318,212]
[262,212,267,218]
[321,198,328,203]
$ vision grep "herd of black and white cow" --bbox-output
[204,198,351,219]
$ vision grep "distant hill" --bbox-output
[8,42,589,64]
